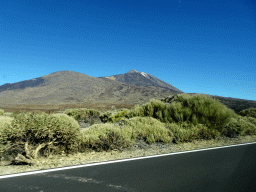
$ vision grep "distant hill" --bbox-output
[0,70,183,106]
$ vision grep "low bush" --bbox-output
[126,99,169,122]
[0,109,4,115]
[64,108,102,126]
[125,93,239,136]
[99,111,114,123]
[161,93,239,133]
[77,116,174,153]
[164,122,198,144]
[96,131,127,152]
[244,116,256,127]
[126,104,145,118]
[76,123,132,152]
[0,112,81,164]
[64,108,101,121]
[239,108,256,118]
[123,116,174,144]
[0,115,13,128]
[222,116,256,138]
[107,109,129,123]
[165,121,221,144]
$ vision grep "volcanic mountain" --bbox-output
[98,69,183,93]
[0,70,184,107]
[0,70,255,114]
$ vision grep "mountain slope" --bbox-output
[98,69,182,92]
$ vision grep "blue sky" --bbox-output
[0,0,255,101]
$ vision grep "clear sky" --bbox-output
[1,0,255,101]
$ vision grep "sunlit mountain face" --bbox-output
[98,69,183,93]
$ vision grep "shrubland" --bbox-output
[0,93,256,167]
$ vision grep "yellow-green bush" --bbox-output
[0,116,13,128]
[125,116,174,144]
[99,111,113,123]
[76,123,133,152]
[64,108,103,127]
[64,108,101,121]
[161,93,239,133]
[244,116,256,127]
[164,122,198,144]
[77,116,174,153]
[127,99,167,121]
[125,94,239,136]
[165,121,221,144]
[0,109,4,115]
[0,112,81,161]
[222,116,256,138]
[126,104,145,118]
[196,124,221,140]
[0,116,14,160]
[239,108,256,119]
[107,109,129,123]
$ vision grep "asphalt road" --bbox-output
[0,142,256,192]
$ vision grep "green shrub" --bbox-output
[0,116,13,128]
[165,122,199,143]
[144,99,166,120]
[0,116,15,160]
[196,124,221,140]
[77,123,132,152]
[113,117,135,128]
[0,112,81,162]
[77,116,174,153]
[99,111,114,123]
[64,108,101,121]
[244,116,256,127]
[239,108,256,118]
[165,121,221,144]
[0,109,4,115]
[107,109,129,123]
[126,99,169,123]
[127,117,174,144]
[222,116,256,138]
[64,108,102,126]
[161,93,239,133]
[97,131,127,152]
[126,93,239,135]
[126,104,145,118]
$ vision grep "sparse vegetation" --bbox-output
[0,93,256,176]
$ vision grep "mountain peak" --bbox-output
[128,69,139,73]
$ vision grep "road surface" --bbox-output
[0,142,256,192]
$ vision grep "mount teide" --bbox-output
[0,70,183,107]
[98,69,183,93]
[0,70,255,113]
